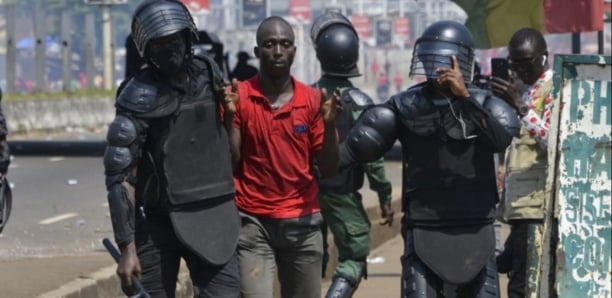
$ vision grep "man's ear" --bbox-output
[253,46,259,59]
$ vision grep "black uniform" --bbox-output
[340,21,520,298]
[0,87,11,233]
[104,1,240,296]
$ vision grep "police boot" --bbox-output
[325,276,356,298]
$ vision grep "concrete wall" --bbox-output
[3,97,115,134]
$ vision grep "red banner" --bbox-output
[289,0,312,22]
[544,0,604,33]
[350,15,371,39]
[181,0,210,12]
[394,17,409,38]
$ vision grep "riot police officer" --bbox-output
[0,87,11,234]
[104,1,240,296]
[310,11,394,298]
[340,21,519,297]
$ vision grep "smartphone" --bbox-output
[491,58,510,81]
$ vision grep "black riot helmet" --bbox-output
[131,0,199,58]
[409,20,475,82]
[311,12,360,78]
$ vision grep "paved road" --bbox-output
[0,144,405,297]
[0,156,112,258]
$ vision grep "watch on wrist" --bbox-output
[518,105,529,117]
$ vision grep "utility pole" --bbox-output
[34,4,45,92]
[5,4,16,94]
[101,4,114,90]
[85,0,126,90]
[61,10,72,92]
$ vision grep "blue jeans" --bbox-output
[238,212,324,298]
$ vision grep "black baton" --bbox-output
[102,238,151,298]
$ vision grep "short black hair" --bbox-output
[256,16,293,45]
[509,28,547,53]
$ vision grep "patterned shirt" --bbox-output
[520,69,554,148]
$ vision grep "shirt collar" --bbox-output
[246,75,308,108]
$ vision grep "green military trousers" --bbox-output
[319,191,371,282]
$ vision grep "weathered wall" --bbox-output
[3,97,115,133]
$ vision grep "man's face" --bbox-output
[254,21,296,77]
[508,41,546,85]
[146,32,187,76]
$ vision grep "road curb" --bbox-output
[9,141,107,156]
[36,265,119,298]
[38,198,402,298]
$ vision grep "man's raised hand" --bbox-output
[436,55,470,98]
[221,78,239,114]
[319,88,342,125]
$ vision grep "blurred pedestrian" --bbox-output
[394,72,403,93]
[230,51,258,81]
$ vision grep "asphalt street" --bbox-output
[0,156,113,258]
[0,134,405,297]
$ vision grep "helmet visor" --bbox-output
[409,40,474,81]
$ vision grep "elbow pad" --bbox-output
[104,115,139,186]
[345,106,397,163]
[107,183,135,246]
[104,115,138,245]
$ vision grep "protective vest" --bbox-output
[392,86,502,226]
[135,58,234,212]
[501,78,552,221]
[315,77,367,194]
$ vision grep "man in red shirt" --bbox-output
[224,16,341,298]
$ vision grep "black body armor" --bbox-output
[105,56,237,264]
[342,83,514,288]
[121,58,234,214]
[318,88,374,194]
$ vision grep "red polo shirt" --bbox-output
[233,75,324,219]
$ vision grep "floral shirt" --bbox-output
[520,69,554,148]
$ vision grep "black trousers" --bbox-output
[135,216,240,298]
[497,220,542,298]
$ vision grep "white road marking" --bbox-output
[101,202,109,207]
[49,157,65,162]
[39,213,78,225]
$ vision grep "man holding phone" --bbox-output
[490,28,553,298]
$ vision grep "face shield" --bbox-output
[409,39,474,82]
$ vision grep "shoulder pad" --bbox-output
[193,55,225,92]
[116,75,178,118]
[390,85,435,120]
[484,94,521,137]
[468,87,489,105]
[341,88,374,109]
[346,105,398,163]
